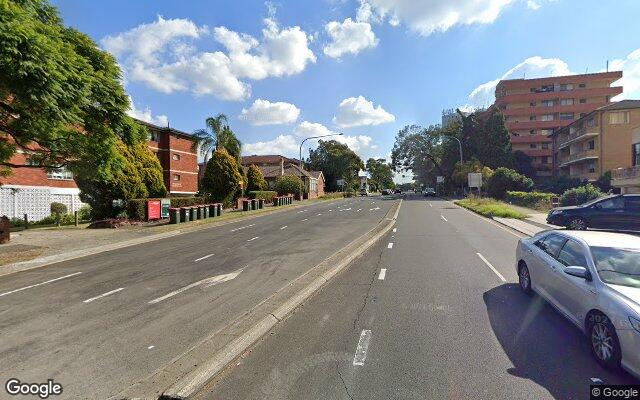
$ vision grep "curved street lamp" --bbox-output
[298,133,343,200]
[441,135,464,195]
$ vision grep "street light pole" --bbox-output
[298,133,343,201]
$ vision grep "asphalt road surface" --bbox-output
[198,195,639,400]
[0,196,394,399]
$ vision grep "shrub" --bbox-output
[535,176,585,194]
[50,202,68,225]
[246,165,267,191]
[593,171,613,193]
[456,197,528,219]
[78,205,92,221]
[248,191,277,201]
[275,175,304,196]
[200,149,243,206]
[127,198,149,221]
[560,184,604,206]
[506,191,554,209]
[343,188,355,198]
[486,167,533,199]
[170,197,207,207]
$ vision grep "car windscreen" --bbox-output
[591,246,640,288]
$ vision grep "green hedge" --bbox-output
[170,197,207,208]
[127,199,148,220]
[506,191,554,209]
[248,191,277,201]
[560,184,604,206]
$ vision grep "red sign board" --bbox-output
[147,200,161,220]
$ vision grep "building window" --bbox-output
[579,98,587,103]
[587,162,596,173]
[587,140,595,150]
[47,166,74,180]
[541,100,554,107]
[560,83,574,91]
[530,88,536,92]
[560,98,574,106]
[172,153,180,161]
[579,83,586,88]
[540,129,552,136]
[173,174,181,181]
[541,156,549,164]
[529,115,536,121]
[541,114,554,121]
[529,102,536,107]
[580,113,586,118]
[542,143,549,149]
[633,143,640,166]
[310,178,317,192]
[530,143,537,149]
[529,129,535,135]
[559,112,574,120]
[586,117,597,127]
[149,131,161,142]
[541,85,554,92]
[609,111,629,124]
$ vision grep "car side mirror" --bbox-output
[564,266,592,281]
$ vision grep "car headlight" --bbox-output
[629,316,640,333]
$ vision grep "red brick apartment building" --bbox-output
[0,119,198,221]
[494,71,623,178]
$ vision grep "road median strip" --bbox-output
[115,199,402,400]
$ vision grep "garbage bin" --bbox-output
[189,207,198,221]
[169,208,180,224]
[180,207,190,223]
[195,205,203,219]
[251,199,258,210]
[258,199,264,209]
[242,199,251,211]
[203,205,209,219]
[208,204,216,217]
[216,203,222,216]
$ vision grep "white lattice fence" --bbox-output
[0,187,86,221]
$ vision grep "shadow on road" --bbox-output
[483,284,637,400]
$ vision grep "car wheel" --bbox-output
[518,262,533,295]
[588,314,622,370]
[567,217,587,230]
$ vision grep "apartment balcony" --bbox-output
[502,102,604,117]
[557,128,599,149]
[510,134,552,144]
[612,166,640,192]
[558,149,599,167]
[506,120,563,130]
[495,86,623,105]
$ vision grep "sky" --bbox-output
[52,0,640,182]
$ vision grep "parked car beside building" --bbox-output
[546,194,640,231]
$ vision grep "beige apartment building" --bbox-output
[495,71,623,178]
[551,100,640,193]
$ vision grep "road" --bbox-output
[0,197,394,399]
[198,195,639,400]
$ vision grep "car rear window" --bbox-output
[591,246,640,288]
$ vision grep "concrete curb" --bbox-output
[116,199,402,400]
[0,198,338,278]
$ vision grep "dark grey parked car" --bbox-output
[547,194,640,231]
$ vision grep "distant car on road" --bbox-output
[423,187,435,197]
[359,188,369,196]
[381,189,390,195]
[547,194,640,231]
[393,189,402,194]
[516,230,640,378]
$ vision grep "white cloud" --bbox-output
[239,99,301,125]
[527,0,541,10]
[243,121,375,157]
[323,18,378,59]
[465,56,572,109]
[102,15,315,101]
[242,134,299,156]
[609,48,640,100]
[127,96,169,126]
[360,0,514,36]
[332,95,395,127]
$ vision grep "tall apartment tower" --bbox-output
[494,71,623,178]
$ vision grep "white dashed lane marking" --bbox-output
[194,253,214,262]
[441,215,448,222]
[0,272,82,298]
[247,236,260,242]
[230,224,255,232]
[378,269,387,280]
[83,288,124,303]
[280,226,288,230]
[387,243,393,249]
[477,253,506,282]
[353,330,372,366]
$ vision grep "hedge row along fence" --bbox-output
[247,191,277,201]
[505,191,555,210]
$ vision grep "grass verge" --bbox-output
[455,197,528,219]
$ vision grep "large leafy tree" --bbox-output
[308,140,364,191]
[390,124,444,188]
[460,107,513,169]
[246,164,267,191]
[366,158,394,191]
[200,149,243,205]
[193,114,242,163]
[0,0,130,175]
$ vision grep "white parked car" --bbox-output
[516,230,640,378]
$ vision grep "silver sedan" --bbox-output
[516,230,640,379]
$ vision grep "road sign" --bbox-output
[147,200,161,220]
[161,198,171,218]
[436,176,444,183]
[468,173,482,188]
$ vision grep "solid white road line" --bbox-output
[247,236,259,242]
[148,345,155,350]
[392,228,397,233]
[279,226,288,230]
[149,269,243,304]
[83,287,124,303]
[0,272,82,298]
[378,269,387,280]
[477,253,506,282]
[387,242,393,249]
[441,215,448,222]
[194,253,214,262]
[317,213,322,216]
[230,223,255,232]
[302,218,308,221]
[353,330,372,366]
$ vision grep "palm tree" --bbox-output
[192,113,242,164]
